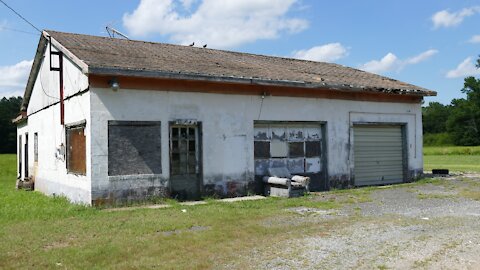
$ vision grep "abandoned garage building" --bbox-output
[14,30,436,205]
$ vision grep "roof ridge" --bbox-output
[43,29,435,96]
[45,29,346,67]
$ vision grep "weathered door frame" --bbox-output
[24,133,29,178]
[18,135,22,179]
[168,121,203,200]
[351,122,408,185]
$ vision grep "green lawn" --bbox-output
[0,154,339,269]
[1,146,477,269]
[423,146,480,156]
[423,146,480,173]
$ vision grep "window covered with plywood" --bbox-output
[108,121,162,176]
[254,123,324,176]
[66,125,86,175]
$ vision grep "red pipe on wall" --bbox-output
[59,54,64,125]
[48,36,64,125]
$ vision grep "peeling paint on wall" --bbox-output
[287,158,304,174]
[288,126,304,141]
[271,126,286,141]
[93,175,169,205]
[203,172,255,198]
[305,157,321,173]
[254,126,269,140]
[254,159,269,176]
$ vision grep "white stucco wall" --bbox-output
[20,44,91,204]
[26,93,91,204]
[90,87,423,202]
[20,51,424,205]
[27,44,89,115]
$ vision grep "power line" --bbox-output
[0,0,41,33]
[0,26,38,36]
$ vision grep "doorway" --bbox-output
[24,133,29,178]
[169,123,202,200]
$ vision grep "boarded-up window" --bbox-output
[305,141,321,157]
[108,121,161,176]
[66,125,86,175]
[254,141,270,158]
[34,133,38,162]
[254,123,323,175]
[289,142,304,158]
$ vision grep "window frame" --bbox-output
[107,120,162,176]
[66,121,87,175]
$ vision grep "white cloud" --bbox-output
[360,50,438,74]
[404,49,438,65]
[432,7,480,29]
[292,43,349,62]
[360,53,399,74]
[123,0,308,49]
[446,57,480,78]
[469,35,480,43]
[0,60,32,98]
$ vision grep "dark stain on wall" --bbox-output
[329,174,351,189]
[203,172,255,198]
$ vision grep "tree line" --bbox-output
[423,56,480,146]
[0,96,22,153]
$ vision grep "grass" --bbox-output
[417,193,455,200]
[423,146,480,156]
[447,175,480,203]
[329,186,375,203]
[0,154,341,269]
[459,189,480,201]
[1,149,477,269]
[423,146,480,173]
[423,155,480,172]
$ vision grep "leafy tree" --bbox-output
[446,98,480,145]
[422,102,451,134]
[445,56,480,146]
[423,55,480,146]
[0,96,23,153]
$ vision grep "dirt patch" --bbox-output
[43,236,77,251]
[226,175,480,270]
[287,207,337,216]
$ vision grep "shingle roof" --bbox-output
[46,30,435,96]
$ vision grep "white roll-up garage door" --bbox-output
[353,125,405,186]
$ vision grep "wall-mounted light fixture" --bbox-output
[109,78,120,91]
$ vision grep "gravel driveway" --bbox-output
[227,175,480,270]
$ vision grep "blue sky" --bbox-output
[1,0,479,105]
